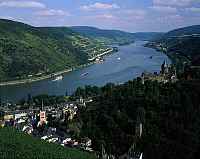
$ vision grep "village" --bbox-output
[0,94,145,159]
[0,96,94,153]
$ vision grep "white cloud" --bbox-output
[120,9,147,20]
[87,13,116,20]
[97,14,115,19]
[81,2,120,11]
[150,6,177,13]
[122,9,146,15]
[153,0,197,7]
[0,1,46,9]
[157,14,183,23]
[36,9,70,16]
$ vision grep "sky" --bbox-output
[0,0,200,32]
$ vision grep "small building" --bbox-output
[22,125,33,135]
[0,120,5,128]
[40,111,46,122]
[15,112,27,120]
[81,137,92,147]
[16,119,26,124]
[63,108,77,121]
[4,114,14,121]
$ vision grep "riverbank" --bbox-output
[88,48,113,61]
[0,48,114,87]
[0,68,73,87]
[144,42,190,65]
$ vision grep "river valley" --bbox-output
[0,41,171,103]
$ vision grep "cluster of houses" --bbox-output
[0,98,93,152]
[0,95,144,158]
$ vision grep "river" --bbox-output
[0,41,171,103]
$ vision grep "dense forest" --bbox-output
[0,19,107,81]
[2,75,200,159]
[0,127,95,159]
[160,25,200,37]
[147,25,200,66]
[71,26,135,45]
[70,77,200,159]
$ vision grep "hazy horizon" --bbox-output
[0,0,200,32]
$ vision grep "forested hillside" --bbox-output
[132,32,164,41]
[0,19,107,81]
[71,26,135,45]
[0,127,95,159]
[71,26,163,45]
[71,78,200,159]
[161,25,200,38]
[147,25,200,65]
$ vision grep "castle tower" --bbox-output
[161,61,165,74]
[164,61,169,74]
[175,68,177,77]
[141,73,145,85]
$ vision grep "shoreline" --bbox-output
[0,68,73,87]
[144,42,190,66]
[88,48,113,61]
[0,49,114,87]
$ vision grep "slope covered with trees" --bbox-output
[71,26,163,45]
[71,26,135,45]
[147,25,200,65]
[71,78,200,159]
[0,127,95,159]
[0,19,107,81]
[161,25,200,38]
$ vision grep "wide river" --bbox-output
[0,41,170,103]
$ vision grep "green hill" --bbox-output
[132,32,164,41]
[70,26,135,45]
[72,78,200,158]
[0,127,96,159]
[161,25,200,38]
[71,26,163,45]
[147,25,200,65]
[0,19,107,81]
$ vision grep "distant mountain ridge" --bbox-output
[147,25,200,65]
[162,25,200,38]
[70,26,163,44]
[132,32,164,40]
[70,26,135,45]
